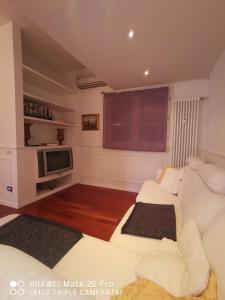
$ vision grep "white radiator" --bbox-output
[171,98,200,168]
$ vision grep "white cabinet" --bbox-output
[0,156,12,194]
[0,149,18,208]
[0,22,79,208]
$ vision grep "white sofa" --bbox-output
[1,162,225,299]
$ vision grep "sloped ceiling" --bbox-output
[22,30,84,73]
[5,0,225,89]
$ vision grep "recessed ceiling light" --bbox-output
[144,70,149,76]
[128,30,134,39]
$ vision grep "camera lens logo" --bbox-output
[10,281,25,296]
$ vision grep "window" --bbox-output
[103,87,168,151]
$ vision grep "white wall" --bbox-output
[0,22,24,207]
[75,79,208,192]
[0,22,23,148]
[172,79,208,99]
[200,48,225,167]
[0,148,19,208]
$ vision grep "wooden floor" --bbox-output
[0,184,137,241]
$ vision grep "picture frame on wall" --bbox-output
[82,114,100,130]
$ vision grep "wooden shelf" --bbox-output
[24,116,76,127]
[36,182,73,199]
[23,64,75,95]
[36,170,73,184]
[23,92,75,112]
[36,173,73,199]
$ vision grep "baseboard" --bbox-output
[17,197,36,209]
[0,199,18,209]
[77,178,141,193]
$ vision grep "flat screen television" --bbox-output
[37,148,73,177]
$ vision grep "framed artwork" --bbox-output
[82,114,100,130]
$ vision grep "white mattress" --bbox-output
[54,235,142,300]
[110,180,182,254]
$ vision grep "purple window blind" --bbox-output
[103,87,168,151]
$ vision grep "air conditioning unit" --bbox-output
[77,75,106,89]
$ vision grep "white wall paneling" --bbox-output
[0,22,23,148]
[0,149,18,208]
[75,80,210,192]
[0,157,12,194]
[77,146,169,192]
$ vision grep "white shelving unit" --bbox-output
[19,29,79,205]
[23,91,75,112]
[24,116,76,127]
[23,64,75,96]
[36,173,73,199]
[0,23,79,208]
[36,170,73,184]
[36,181,74,200]
[23,59,77,146]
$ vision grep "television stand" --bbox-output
[36,174,73,199]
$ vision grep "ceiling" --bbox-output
[2,0,225,89]
[22,31,84,74]
[0,0,85,74]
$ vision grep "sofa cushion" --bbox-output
[111,202,182,254]
[160,167,184,195]
[187,156,204,171]
[136,180,177,204]
[111,180,182,254]
[110,205,169,254]
[135,250,185,297]
[199,164,225,195]
[0,214,83,268]
[135,219,209,297]
[203,213,225,300]
[155,166,171,183]
[0,244,95,300]
[54,234,142,299]
[180,167,225,234]
[121,202,176,241]
[178,219,209,296]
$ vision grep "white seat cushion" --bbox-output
[178,219,209,296]
[111,181,182,254]
[110,202,182,254]
[54,235,142,300]
[203,213,225,300]
[187,156,204,171]
[135,219,209,297]
[135,250,185,297]
[136,180,177,204]
[180,167,225,234]
[160,168,184,195]
[198,164,225,195]
[0,244,95,300]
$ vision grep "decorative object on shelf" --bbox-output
[24,98,53,120]
[82,113,99,130]
[56,128,65,145]
[24,123,32,146]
